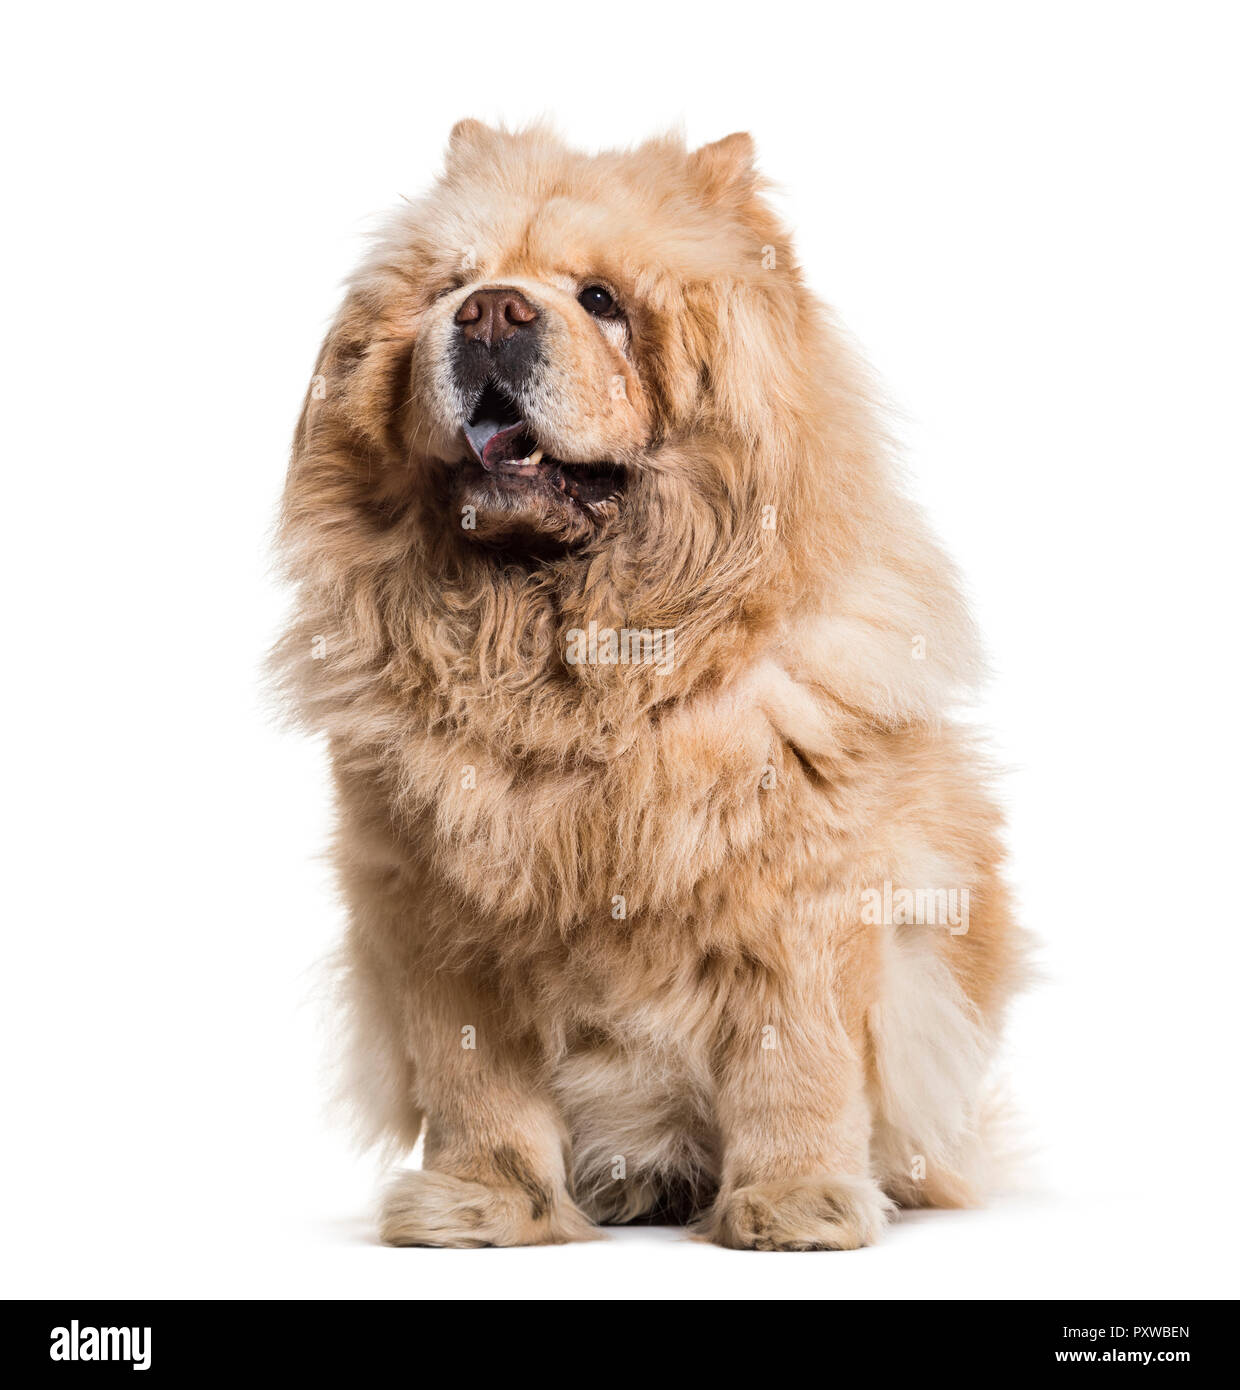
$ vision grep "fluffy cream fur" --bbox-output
[274,121,1025,1249]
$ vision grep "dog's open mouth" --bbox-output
[462,382,625,508]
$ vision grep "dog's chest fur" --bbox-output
[411,684,780,922]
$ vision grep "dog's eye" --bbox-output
[578,285,619,318]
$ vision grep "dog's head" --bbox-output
[297,124,847,539]
[405,122,791,550]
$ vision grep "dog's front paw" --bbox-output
[379,1169,598,1248]
[705,1174,893,1251]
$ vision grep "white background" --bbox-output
[3,1,1237,1300]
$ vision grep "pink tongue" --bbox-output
[464,419,526,469]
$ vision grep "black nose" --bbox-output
[455,287,539,348]
[452,286,543,398]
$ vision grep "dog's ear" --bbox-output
[291,289,414,470]
[688,132,758,206]
[446,118,497,168]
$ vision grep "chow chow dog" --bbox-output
[275,121,1024,1250]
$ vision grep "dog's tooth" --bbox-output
[527,448,544,467]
